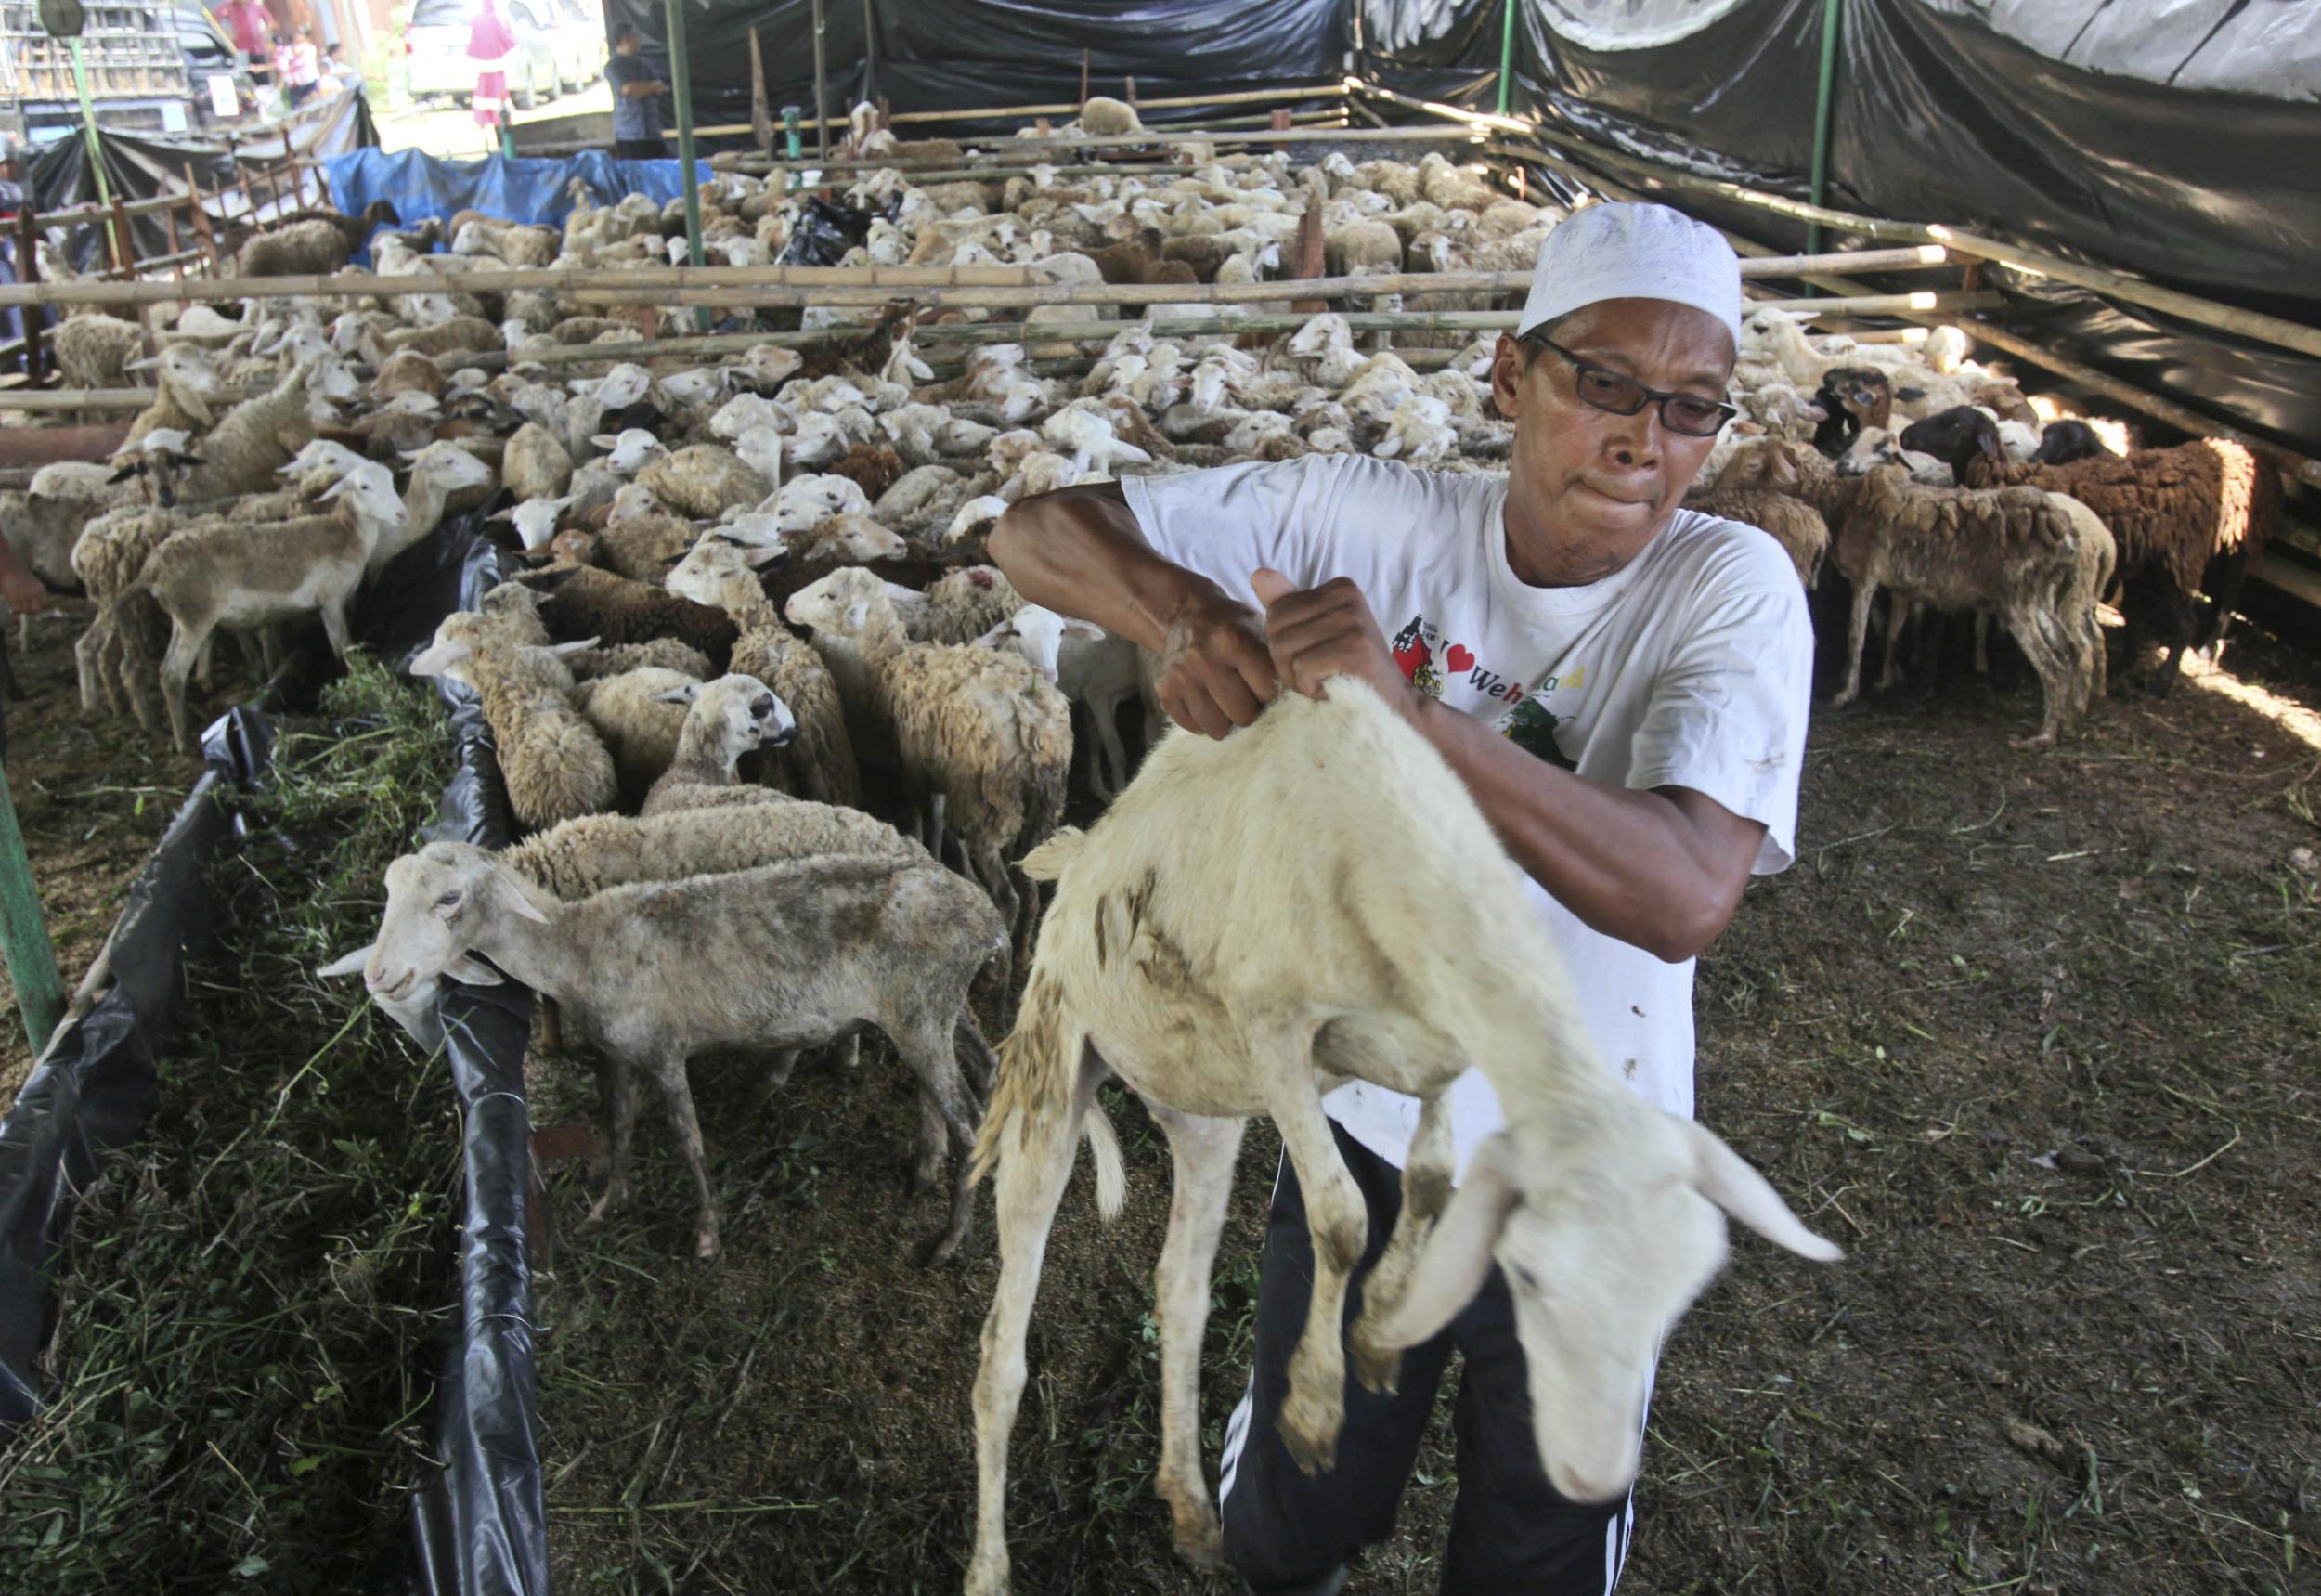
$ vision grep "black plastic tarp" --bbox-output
[27,88,382,272]
[608,0,1347,129]
[1359,0,2321,456]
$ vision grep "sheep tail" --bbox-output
[969,965,1120,1217]
[1083,1096,1125,1222]
[1018,825,1084,882]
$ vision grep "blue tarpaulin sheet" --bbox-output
[321,149,687,262]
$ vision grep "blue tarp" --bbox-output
[321,149,688,262]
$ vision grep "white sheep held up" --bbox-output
[963,678,1839,1596]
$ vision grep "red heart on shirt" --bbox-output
[1446,643,1475,673]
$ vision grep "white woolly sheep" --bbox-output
[963,677,1837,1596]
[359,841,1005,1262]
[786,568,1070,951]
[638,673,797,815]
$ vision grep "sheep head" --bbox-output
[1364,1110,1838,1505]
[655,673,796,763]
[368,842,550,1002]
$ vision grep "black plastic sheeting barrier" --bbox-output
[1458,0,2321,458]
[0,510,551,1596]
[25,88,382,274]
[0,766,230,1425]
[607,0,1347,130]
[359,510,551,1596]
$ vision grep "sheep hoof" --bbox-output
[2009,729,2059,751]
[582,1182,629,1226]
[1349,1327,1402,1396]
[918,1219,970,1269]
[963,1552,1010,1596]
[1168,1505,1225,1569]
[1278,1386,1342,1476]
[694,1226,721,1262]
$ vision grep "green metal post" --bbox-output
[1806,0,1842,258]
[68,40,127,269]
[783,106,801,162]
[662,0,709,331]
[1496,0,1518,119]
[0,765,65,1058]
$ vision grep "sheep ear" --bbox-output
[1062,619,1106,642]
[124,356,161,370]
[1687,1121,1843,1263]
[317,944,373,979]
[1365,1133,1524,1352]
[652,682,701,706]
[408,639,471,677]
[443,953,504,986]
[491,872,551,925]
[546,638,598,657]
[972,619,1017,648]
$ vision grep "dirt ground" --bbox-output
[528,627,2321,1595]
[0,600,214,1097]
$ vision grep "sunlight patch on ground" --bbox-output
[2181,651,2321,755]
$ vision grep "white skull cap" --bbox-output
[1514,201,1743,350]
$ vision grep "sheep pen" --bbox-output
[0,127,2316,1596]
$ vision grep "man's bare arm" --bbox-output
[992,492,1764,961]
[990,485,1281,739]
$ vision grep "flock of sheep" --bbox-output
[0,110,2286,1590]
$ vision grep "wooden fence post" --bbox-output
[16,209,45,384]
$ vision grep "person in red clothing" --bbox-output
[218,0,273,81]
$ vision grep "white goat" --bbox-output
[964,678,1839,1596]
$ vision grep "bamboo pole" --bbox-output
[14,209,44,386]
[1960,316,2321,490]
[1471,121,2321,364]
[810,0,830,163]
[0,765,66,1058]
[0,262,1041,308]
[691,86,1412,142]
[568,272,1979,316]
[995,124,1483,153]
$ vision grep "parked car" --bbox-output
[402,0,604,110]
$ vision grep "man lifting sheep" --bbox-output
[991,202,1813,1595]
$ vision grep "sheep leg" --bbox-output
[745,1048,800,1115]
[893,1016,983,1266]
[584,1057,641,1226]
[1835,577,1877,707]
[74,616,110,715]
[159,616,209,754]
[1270,1074,1369,1476]
[1096,698,1133,800]
[1148,1105,1246,1570]
[2003,607,2070,749]
[1972,611,1992,675]
[1877,594,1913,692]
[194,629,217,693]
[318,594,355,663]
[646,1049,721,1261]
[954,1012,997,1096]
[966,1053,1094,1596]
[1348,1091,1456,1396]
[909,1093,948,1197]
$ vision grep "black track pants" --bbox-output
[1218,1123,1645,1595]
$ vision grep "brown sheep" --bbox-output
[1834,465,2114,746]
[1682,487,1830,589]
[1962,438,2279,689]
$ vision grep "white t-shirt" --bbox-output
[1121,452,1813,1175]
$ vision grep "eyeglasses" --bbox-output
[1528,336,1737,438]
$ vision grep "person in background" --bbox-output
[218,0,272,84]
[282,24,321,107]
[468,0,519,155]
[604,23,669,161]
[320,42,353,88]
